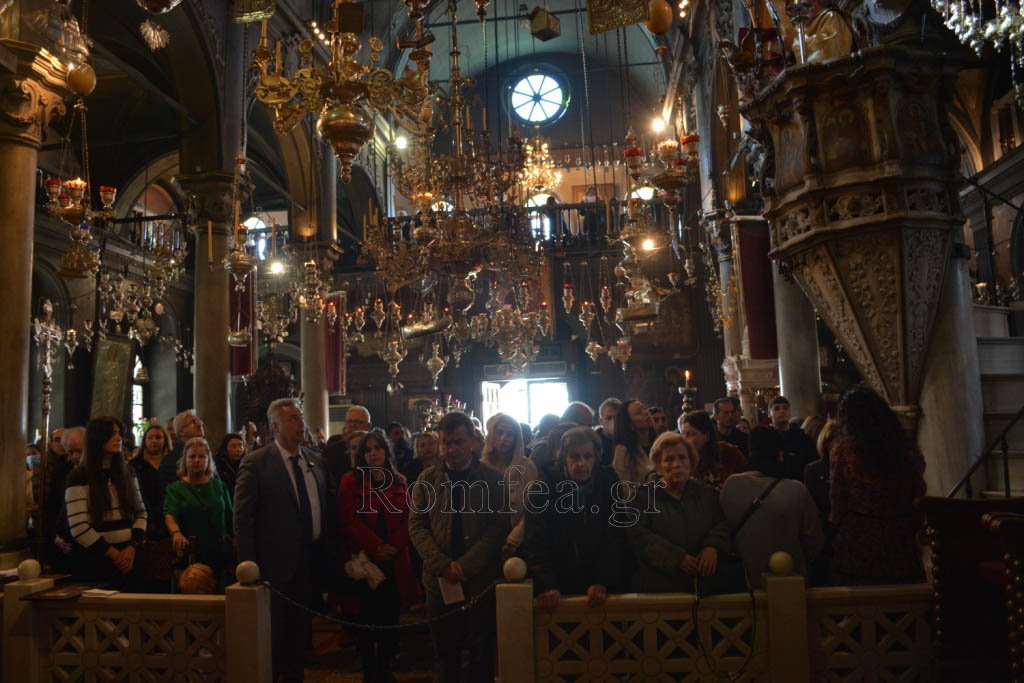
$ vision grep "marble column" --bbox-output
[773,264,822,419]
[176,175,234,446]
[0,44,67,568]
[300,308,328,437]
[917,249,986,495]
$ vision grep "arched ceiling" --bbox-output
[379,0,677,148]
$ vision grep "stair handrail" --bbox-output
[948,403,1024,498]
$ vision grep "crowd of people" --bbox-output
[23,385,928,682]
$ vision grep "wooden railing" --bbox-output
[2,561,271,682]
[497,558,934,682]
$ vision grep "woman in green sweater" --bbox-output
[163,436,233,591]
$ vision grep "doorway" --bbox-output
[480,378,570,429]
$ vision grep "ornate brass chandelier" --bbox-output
[518,135,563,193]
[251,0,435,182]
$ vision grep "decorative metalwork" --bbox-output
[518,135,563,193]
[586,0,648,35]
[251,0,434,182]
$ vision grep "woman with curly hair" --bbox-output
[830,387,926,585]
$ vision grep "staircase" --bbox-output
[975,306,1024,496]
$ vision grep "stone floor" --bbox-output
[305,606,436,682]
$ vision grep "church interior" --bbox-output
[2,0,1024,680]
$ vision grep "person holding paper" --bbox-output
[338,430,418,682]
[409,411,509,683]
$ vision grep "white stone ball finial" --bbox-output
[235,560,261,585]
[503,557,527,582]
[18,559,42,581]
[769,551,794,576]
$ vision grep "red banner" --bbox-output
[736,218,778,359]
[229,271,257,377]
[325,291,346,395]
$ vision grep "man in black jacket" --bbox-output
[769,396,817,480]
[234,398,337,683]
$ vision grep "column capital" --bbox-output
[0,40,68,148]
[175,171,235,225]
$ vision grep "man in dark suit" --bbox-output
[234,397,335,683]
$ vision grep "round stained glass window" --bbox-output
[510,73,567,125]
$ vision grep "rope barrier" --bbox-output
[256,579,501,633]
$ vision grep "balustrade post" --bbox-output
[2,560,53,682]
[764,552,809,682]
[225,561,272,683]
[497,559,535,682]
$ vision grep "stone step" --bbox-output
[981,374,1024,413]
[980,489,1024,499]
[984,449,1024,493]
[977,338,1024,375]
[984,412,1024,451]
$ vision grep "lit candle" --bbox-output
[684,370,691,388]
[207,220,213,262]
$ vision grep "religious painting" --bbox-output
[90,336,133,419]
[775,121,806,192]
[632,289,699,357]
[587,0,647,35]
[897,97,940,163]
[820,100,869,171]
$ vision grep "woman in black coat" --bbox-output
[522,427,627,611]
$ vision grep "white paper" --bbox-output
[81,589,120,598]
[438,578,465,605]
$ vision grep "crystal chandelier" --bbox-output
[252,0,434,182]
[932,0,1023,105]
[255,292,299,344]
[518,135,563,193]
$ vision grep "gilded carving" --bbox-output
[897,97,940,162]
[0,75,67,147]
[586,0,647,35]
[827,192,884,223]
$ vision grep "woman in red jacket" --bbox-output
[338,429,419,682]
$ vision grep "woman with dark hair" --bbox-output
[213,432,246,498]
[65,417,148,586]
[830,387,926,585]
[680,410,747,489]
[612,399,655,493]
[164,437,233,591]
[129,423,174,590]
[338,430,418,682]
[521,427,625,610]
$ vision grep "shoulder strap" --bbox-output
[731,478,783,541]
